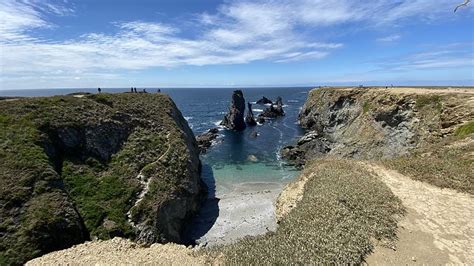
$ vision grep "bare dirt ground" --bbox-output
[26,237,215,265]
[363,163,474,265]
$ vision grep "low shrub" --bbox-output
[209,159,405,264]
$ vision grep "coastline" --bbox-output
[187,181,286,246]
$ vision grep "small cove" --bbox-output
[0,87,311,245]
[168,87,310,245]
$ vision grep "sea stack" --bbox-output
[245,102,257,126]
[256,96,273,105]
[221,90,246,131]
[259,96,285,119]
[275,96,285,115]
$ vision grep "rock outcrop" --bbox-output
[196,128,220,153]
[0,93,206,265]
[245,102,257,126]
[282,87,474,167]
[221,90,246,131]
[256,96,273,105]
[258,96,285,120]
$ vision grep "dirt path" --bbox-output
[363,163,474,265]
[127,133,172,225]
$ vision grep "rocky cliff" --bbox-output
[0,93,205,265]
[282,87,474,166]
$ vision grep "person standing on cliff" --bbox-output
[98,87,101,93]
[134,87,137,93]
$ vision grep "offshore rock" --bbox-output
[221,90,246,131]
[245,102,257,126]
[259,96,285,119]
[256,96,273,105]
[196,128,220,153]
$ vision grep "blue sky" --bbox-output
[0,0,473,89]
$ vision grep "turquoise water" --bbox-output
[212,162,300,184]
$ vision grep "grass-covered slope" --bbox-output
[0,93,204,265]
[384,134,473,194]
[210,160,404,264]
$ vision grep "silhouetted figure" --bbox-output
[134,87,137,93]
[157,89,161,93]
[143,89,147,93]
[98,87,101,93]
[131,87,133,93]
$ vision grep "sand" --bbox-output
[187,181,285,246]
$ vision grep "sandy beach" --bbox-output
[186,181,286,246]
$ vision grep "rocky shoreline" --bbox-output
[282,87,474,166]
[19,86,474,265]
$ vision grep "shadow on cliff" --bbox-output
[183,163,219,245]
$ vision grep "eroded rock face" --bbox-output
[282,88,472,166]
[221,90,246,131]
[245,102,257,126]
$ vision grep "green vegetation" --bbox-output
[455,121,474,137]
[385,136,473,194]
[209,160,404,264]
[0,93,197,265]
[362,101,372,113]
[415,95,442,110]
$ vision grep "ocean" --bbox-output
[0,87,311,188]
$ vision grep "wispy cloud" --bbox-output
[376,34,402,43]
[0,0,472,88]
[375,43,474,71]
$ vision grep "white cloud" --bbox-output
[375,43,474,71]
[0,0,472,88]
[377,34,402,43]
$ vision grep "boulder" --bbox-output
[221,90,246,131]
[256,96,273,105]
[245,102,257,126]
[249,131,259,138]
[196,128,220,153]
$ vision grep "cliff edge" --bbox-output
[282,87,474,166]
[0,93,205,265]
